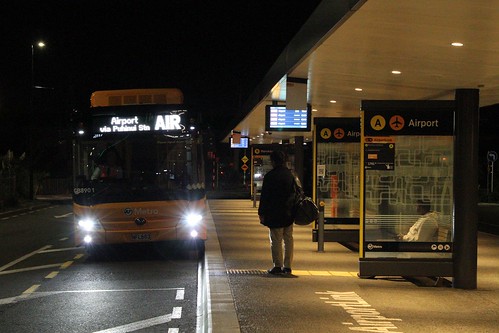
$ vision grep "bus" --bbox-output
[72,88,206,255]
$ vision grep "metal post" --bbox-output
[253,183,257,208]
[492,161,495,193]
[317,201,325,252]
[29,44,34,200]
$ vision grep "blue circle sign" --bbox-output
[487,151,498,162]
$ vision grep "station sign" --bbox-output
[315,117,360,143]
[364,109,454,136]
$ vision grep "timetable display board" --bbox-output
[265,105,311,131]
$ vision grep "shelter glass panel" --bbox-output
[364,135,453,259]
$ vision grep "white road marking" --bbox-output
[59,237,69,241]
[92,314,173,333]
[54,213,73,218]
[39,246,83,253]
[168,328,179,333]
[0,287,185,305]
[0,263,62,276]
[0,245,53,272]
[172,307,182,319]
[175,289,185,300]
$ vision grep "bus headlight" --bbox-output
[78,218,101,232]
[185,213,202,226]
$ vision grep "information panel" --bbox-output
[265,105,311,131]
[360,101,455,277]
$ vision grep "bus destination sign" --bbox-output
[93,111,187,134]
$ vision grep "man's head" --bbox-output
[416,199,431,215]
[270,150,286,168]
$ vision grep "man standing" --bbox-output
[258,150,296,275]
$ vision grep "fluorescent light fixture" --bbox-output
[451,42,464,47]
[391,70,401,75]
[354,88,363,92]
[329,100,337,103]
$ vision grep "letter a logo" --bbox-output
[370,115,386,131]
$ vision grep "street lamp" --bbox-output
[29,41,46,200]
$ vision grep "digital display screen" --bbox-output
[265,105,311,131]
[230,137,249,148]
[92,110,187,134]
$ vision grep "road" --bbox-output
[0,204,200,333]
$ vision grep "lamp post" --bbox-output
[29,41,45,200]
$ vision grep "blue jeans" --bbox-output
[269,224,294,268]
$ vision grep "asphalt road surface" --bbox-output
[0,204,200,333]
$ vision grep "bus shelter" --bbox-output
[313,118,360,243]
[359,101,455,277]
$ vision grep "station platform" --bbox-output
[204,199,499,333]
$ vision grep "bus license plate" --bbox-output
[132,233,151,241]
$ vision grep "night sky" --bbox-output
[1,1,322,155]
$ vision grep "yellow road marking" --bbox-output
[23,284,40,294]
[309,270,332,276]
[45,271,59,279]
[60,261,73,269]
[290,270,358,277]
[74,254,84,260]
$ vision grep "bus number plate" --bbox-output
[132,233,151,241]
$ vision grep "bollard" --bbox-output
[253,183,257,208]
[318,201,325,252]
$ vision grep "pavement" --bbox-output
[204,199,499,333]
[2,197,497,332]
[0,199,52,219]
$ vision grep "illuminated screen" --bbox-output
[230,137,249,148]
[265,105,311,131]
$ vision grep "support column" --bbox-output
[294,136,304,183]
[453,89,479,289]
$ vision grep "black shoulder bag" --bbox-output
[292,176,319,225]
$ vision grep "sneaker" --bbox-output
[282,267,292,274]
[267,267,283,275]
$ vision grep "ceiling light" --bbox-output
[391,70,401,75]
[329,100,337,103]
[451,42,464,47]
[355,88,363,92]
[312,108,318,112]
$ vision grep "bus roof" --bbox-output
[90,88,184,107]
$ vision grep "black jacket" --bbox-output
[258,165,295,228]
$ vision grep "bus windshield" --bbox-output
[74,133,204,205]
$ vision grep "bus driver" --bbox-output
[91,148,123,180]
